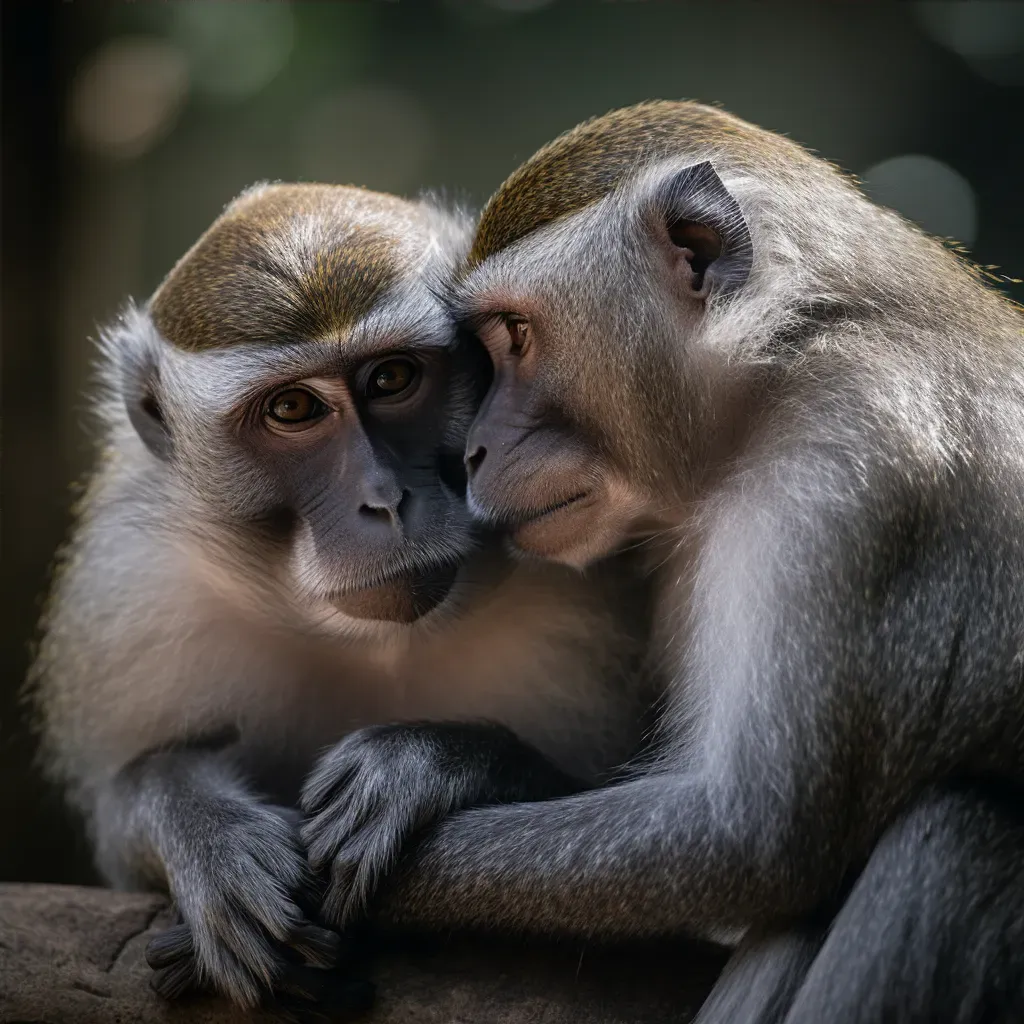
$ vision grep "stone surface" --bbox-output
[0,884,725,1023]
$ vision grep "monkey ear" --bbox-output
[122,350,173,460]
[651,161,753,298]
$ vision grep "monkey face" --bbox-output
[454,199,681,568]
[459,293,655,569]
[255,339,488,623]
[123,184,491,625]
[149,307,490,625]
[458,142,755,569]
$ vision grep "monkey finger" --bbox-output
[302,792,376,857]
[150,957,204,1001]
[300,760,359,815]
[145,922,195,969]
[332,788,378,827]
[285,922,349,968]
[223,879,306,946]
[203,910,284,991]
[321,829,395,928]
[322,856,364,926]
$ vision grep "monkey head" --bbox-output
[112,184,487,625]
[457,101,850,567]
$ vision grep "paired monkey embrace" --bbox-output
[30,102,1024,1022]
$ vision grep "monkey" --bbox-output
[690,780,1024,1024]
[296,102,1024,1023]
[28,181,656,1011]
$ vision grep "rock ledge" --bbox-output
[0,883,723,1023]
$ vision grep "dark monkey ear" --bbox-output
[651,161,753,297]
[122,346,173,460]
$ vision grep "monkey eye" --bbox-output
[265,387,328,427]
[364,357,419,400]
[504,316,530,357]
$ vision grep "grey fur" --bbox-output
[28,185,654,1007]
[342,102,1023,1020]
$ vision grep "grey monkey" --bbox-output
[29,182,654,1009]
[305,102,1024,1023]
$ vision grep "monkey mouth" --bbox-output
[518,490,592,525]
[506,490,596,558]
[329,560,460,624]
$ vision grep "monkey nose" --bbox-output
[358,486,408,531]
[465,445,487,476]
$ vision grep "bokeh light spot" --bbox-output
[443,0,553,24]
[915,1,1024,58]
[170,2,294,102]
[485,0,555,11]
[70,37,188,161]
[861,155,978,247]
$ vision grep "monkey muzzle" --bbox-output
[330,561,460,624]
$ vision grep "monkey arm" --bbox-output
[101,740,361,1010]
[372,775,757,937]
[368,726,975,943]
[692,781,1024,1024]
[372,437,1024,949]
[42,615,341,1006]
[775,782,1024,1024]
[363,495,841,938]
[31,463,341,1006]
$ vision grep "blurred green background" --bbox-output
[3,0,1023,883]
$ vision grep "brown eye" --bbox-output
[365,358,418,400]
[266,388,327,425]
[506,317,529,356]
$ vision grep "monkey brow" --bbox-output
[454,308,501,336]
[424,279,488,334]
[444,282,503,333]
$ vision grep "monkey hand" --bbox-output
[300,721,582,930]
[300,724,475,930]
[143,800,370,1013]
[145,915,375,1022]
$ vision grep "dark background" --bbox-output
[3,0,1022,884]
